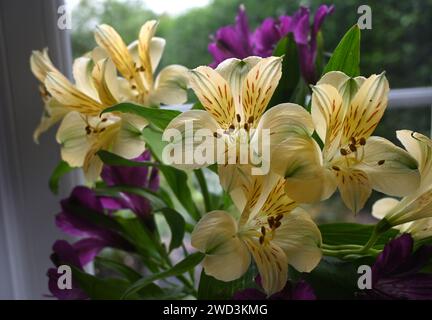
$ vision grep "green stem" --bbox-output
[195,169,212,213]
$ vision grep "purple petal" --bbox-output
[51,240,83,269]
[208,5,254,67]
[313,5,335,37]
[291,280,316,300]
[47,268,88,300]
[101,150,152,188]
[73,238,110,266]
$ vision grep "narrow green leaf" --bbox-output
[320,223,397,248]
[49,160,75,194]
[323,25,361,77]
[98,150,160,168]
[122,252,205,299]
[95,257,142,283]
[158,208,186,251]
[102,103,180,130]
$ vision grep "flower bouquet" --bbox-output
[31,4,432,300]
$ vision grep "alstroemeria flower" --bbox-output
[164,56,315,193]
[57,186,134,264]
[283,71,419,213]
[101,150,159,228]
[372,130,432,229]
[94,21,189,106]
[191,177,322,296]
[30,49,69,142]
[358,234,432,300]
[47,240,88,300]
[208,5,334,83]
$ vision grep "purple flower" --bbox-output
[233,276,316,300]
[208,5,334,84]
[101,150,159,224]
[360,234,432,300]
[208,5,253,68]
[47,240,88,300]
[57,186,133,265]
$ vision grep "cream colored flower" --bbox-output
[164,56,316,194]
[94,21,188,106]
[30,49,69,142]
[191,177,322,296]
[372,130,432,233]
[283,71,419,213]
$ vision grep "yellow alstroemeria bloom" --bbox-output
[30,49,69,142]
[191,177,322,296]
[51,55,148,181]
[283,71,420,213]
[164,56,315,194]
[94,21,189,106]
[372,130,432,235]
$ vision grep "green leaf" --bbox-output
[102,102,181,130]
[158,208,185,251]
[142,126,167,161]
[303,256,373,299]
[95,257,142,283]
[98,150,159,168]
[323,25,361,77]
[197,265,257,300]
[320,223,398,249]
[49,160,75,194]
[71,267,138,300]
[269,34,301,107]
[122,252,205,299]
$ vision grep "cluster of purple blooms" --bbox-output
[208,5,334,84]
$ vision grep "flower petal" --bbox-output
[371,197,400,220]
[216,57,260,118]
[33,98,69,143]
[273,208,322,272]
[241,56,282,126]
[30,48,57,83]
[72,56,98,99]
[191,211,250,282]
[149,37,166,72]
[111,113,147,159]
[151,65,189,105]
[45,71,104,115]
[358,136,420,197]
[163,110,219,170]
[274,136,337,203]
[138,20,158,86]
[311,83,344,152]
[56,112,91,167]
[343,73,389,142]
[336,168,372,213]
[397,130,432,192]
[243,238,288,296]
[189,66,236,129]
[91,58,119,106]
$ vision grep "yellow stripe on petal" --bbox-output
[260,178,296,217]
[30,48,58,83]
[45,71,104,115]
[244,238,287,296]
[189,66,235,129]
[336,168,372,213]
[92,58,119,106]
[343,73,389,143]
[138,20,158,86]
[95,24,146,92]
[242,56,282,127]
[311,84,344,154]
